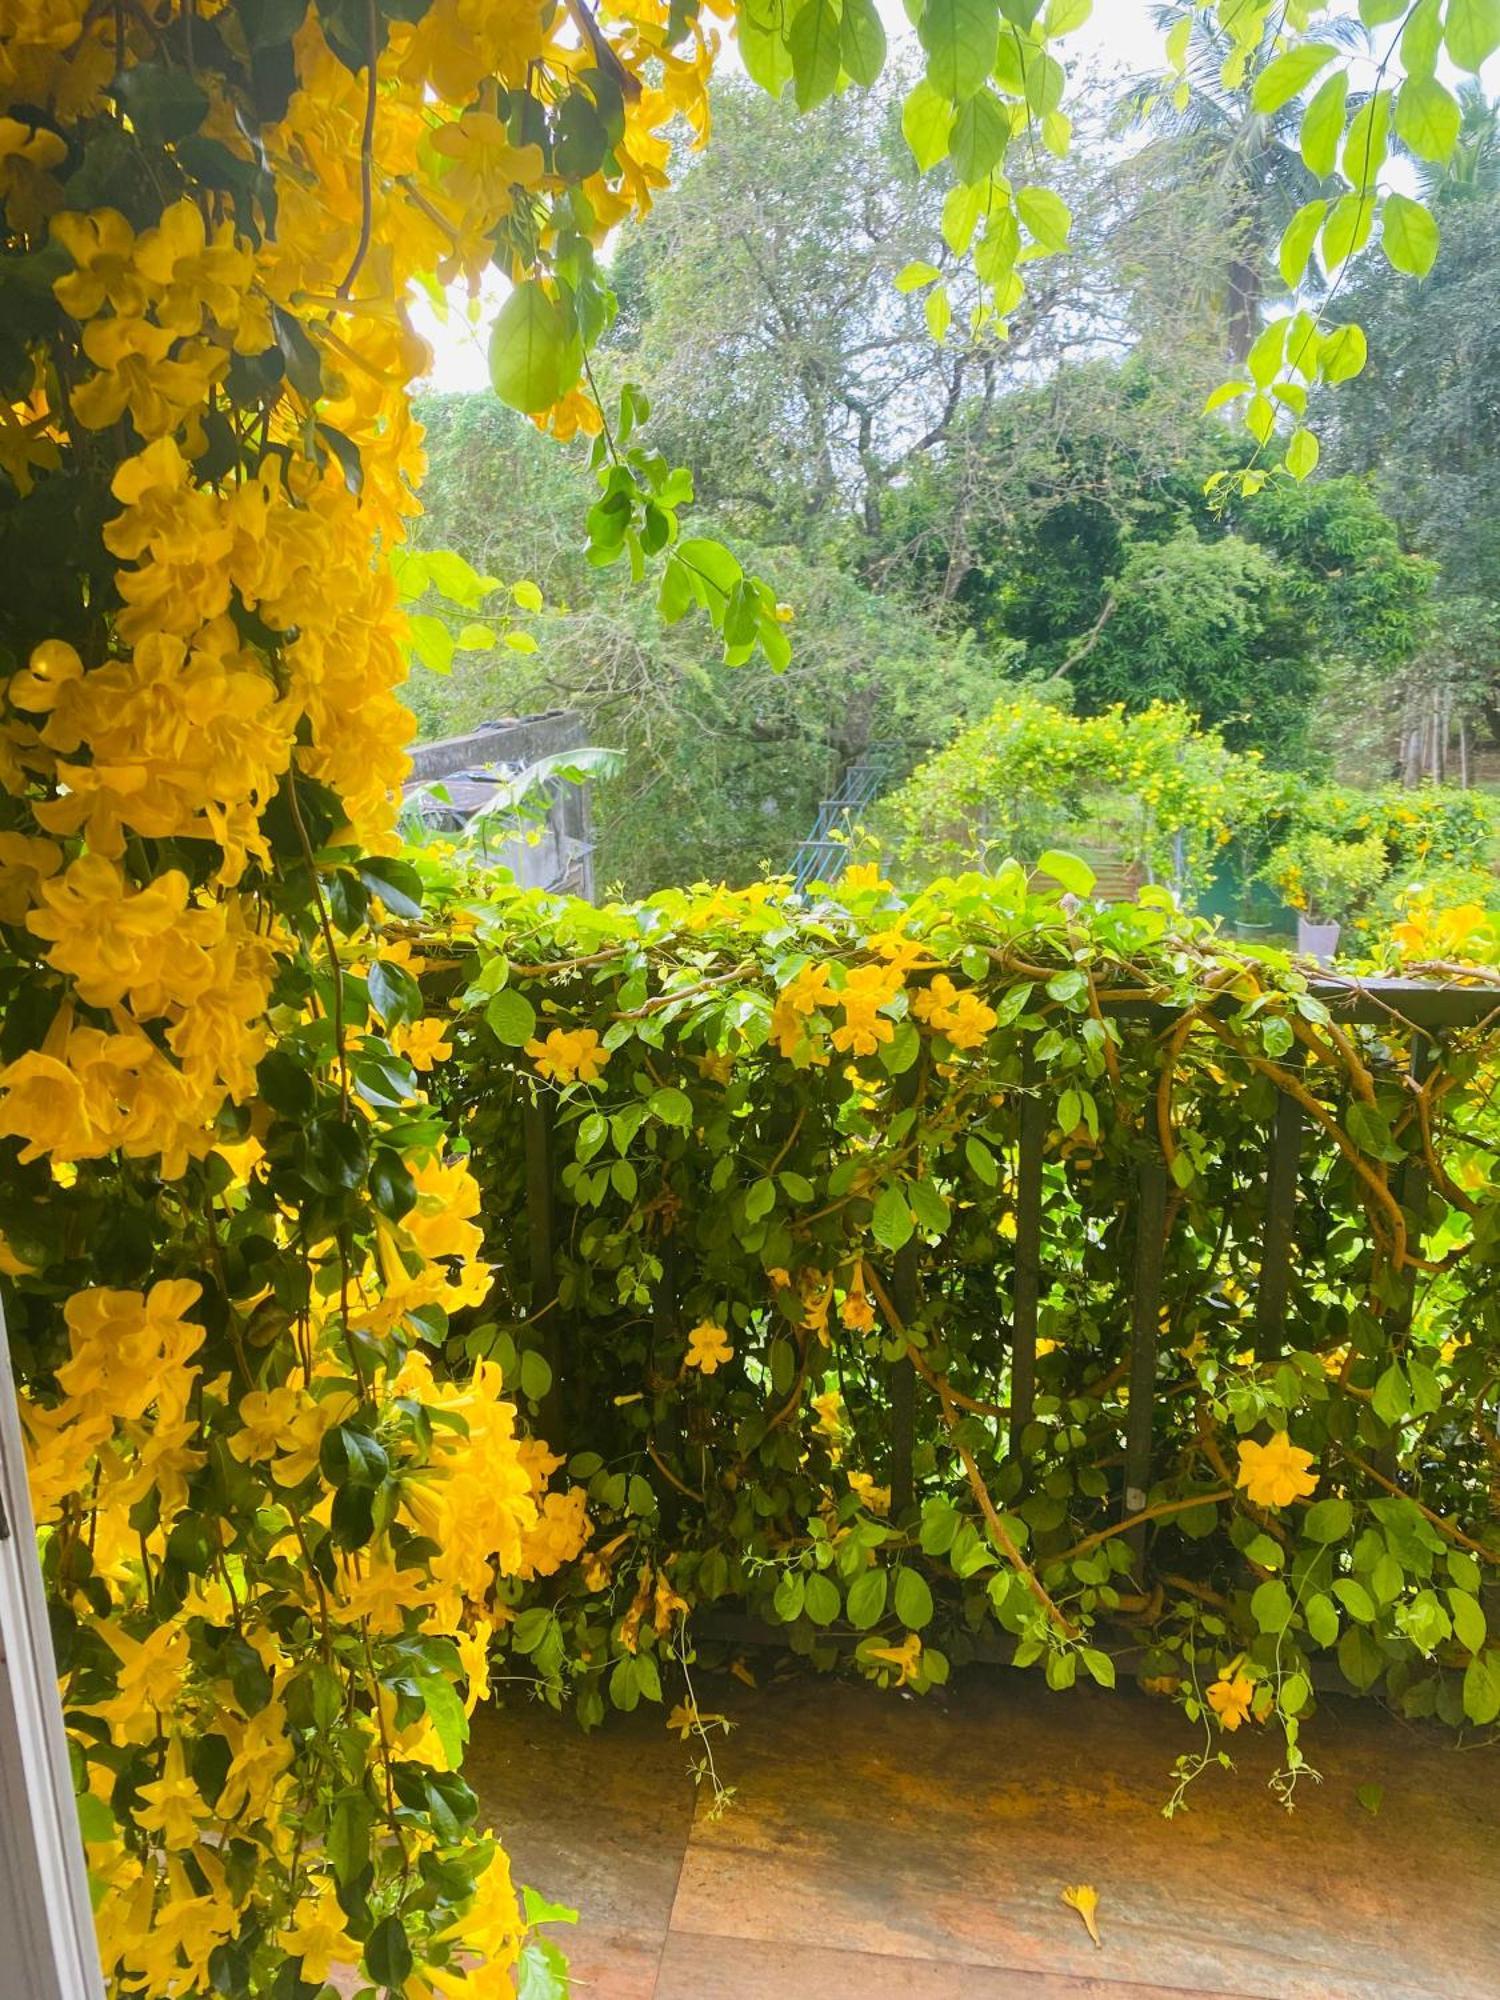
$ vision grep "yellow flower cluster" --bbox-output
[911,973,998,1050]
[526,1024,610,1084]
[1,0,715,1988]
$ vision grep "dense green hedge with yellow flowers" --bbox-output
[413,857,1500,1808]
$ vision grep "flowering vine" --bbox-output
[0,0,740,1990]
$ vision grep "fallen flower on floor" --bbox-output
[1062,1883,1103,1948]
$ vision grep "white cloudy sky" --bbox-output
[415,0,1167,391]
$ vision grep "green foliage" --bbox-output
[414,862,1500,1782]
[408,395,1000,893]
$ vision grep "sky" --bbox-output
[413,0,1163,392]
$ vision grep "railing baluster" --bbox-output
[890,1239,918,1516]
[1254,1060,1304,1361]
[1008,1076,1044,1458]
[1393,1031,1433,1339]
[1124,1136,1168,1532]
[522,1092,560,1426]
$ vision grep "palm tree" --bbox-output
[1414,80,1500,203]
[1119,3,1366,365]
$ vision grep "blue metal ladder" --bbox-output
[789,746,906,893]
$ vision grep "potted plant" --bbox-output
[1261,830,1388,963]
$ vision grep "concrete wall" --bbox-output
[405,710,597,902]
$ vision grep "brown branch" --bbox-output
[864,1268,1075,1639]
[1338,1447,1499,1566]
[1053,1489,1232,1567]
[337,0,379,301]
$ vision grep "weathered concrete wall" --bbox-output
[404,710,596,901]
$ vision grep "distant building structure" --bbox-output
[402,709,598,901]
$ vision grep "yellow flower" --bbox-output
[51,207,147,319]
[811,1389,845,1436]
[771,960,834,1061]
[133,1735,200,1850]
[912,972,998,1050]
[842,861,889,892]
[277,1885,357,1987]
[392,1015,453,1071]
[1061,1882,1102,1948]
[1207,1671,1256,1731]
[525,1025,608,1084]
[685,1320,733,1374]
[847,1470,890,1515]
[839,1264,877,1332]
[1235,1432,1319,1509]
[831,960,902,1057]
[867,1630,921,1684]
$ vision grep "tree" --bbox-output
[410,395,1001,891]
[1119,4,1362,363]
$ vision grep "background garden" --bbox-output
[405,46,1500,934]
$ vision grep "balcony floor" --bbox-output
[470,1664,1499,1999]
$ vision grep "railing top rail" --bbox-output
[1101,973,1500,1031]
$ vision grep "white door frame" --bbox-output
[0,1298,105,1999]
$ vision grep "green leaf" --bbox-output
[846,1567,888,1629]
[1302,1497,1353,1544]
[1381,193,1439,277]
[358,855,424,918]
[485,987,537,1047]
[1319,321,1368,383]
[367,957,422,1028]
[1253,42,1340,115]
[1401,0,1443,75]
[364,1916,414,1988]
[1341,89,1390,190]
[1372,1362,1411,1429]
[1322,191,1375,269]
[369,1148,417,1222]
[517,1936,571,2000]
[803,1571,841,1625]
[1251,1577,1293,1635]
[1449,1589,1487,1656]
[1285,427,1319,480]
[1044,0,1091,32]
[738,0,794,95]
[773,1569,806,1622]
[649,1085,693,1128]
[950,89,1011,182]
[1446,0,1500,71]
[1338,1623,1386,1692]
[1036,847,1095,896]
[872,1183,915,1252]
[1081,1647,1116,1688]
[925,283,952,341]
[789,0,842,110]
[1334,1577,1376,1622]
[1305,1592,1340,1647]
[908,1177,951,1235]
[920,0,1001,102]
[745,1174,776,1221]
[417,1670,469,1768]
[894,1567,935,1628]
[896,259,942,291]
[1279,199,1327,287]
[1016,184,1071,250]
[1279,1670,1311,1717]
[408,613,455,675]
[113,61,210,143]
[840,0,888,85]
[1299,70,1349,179]
[965,1135,998,1185]
[327,1790,374,1887]
[489,281,579,415]
[902,78,956,171]
[1462,1652,1500,1724]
